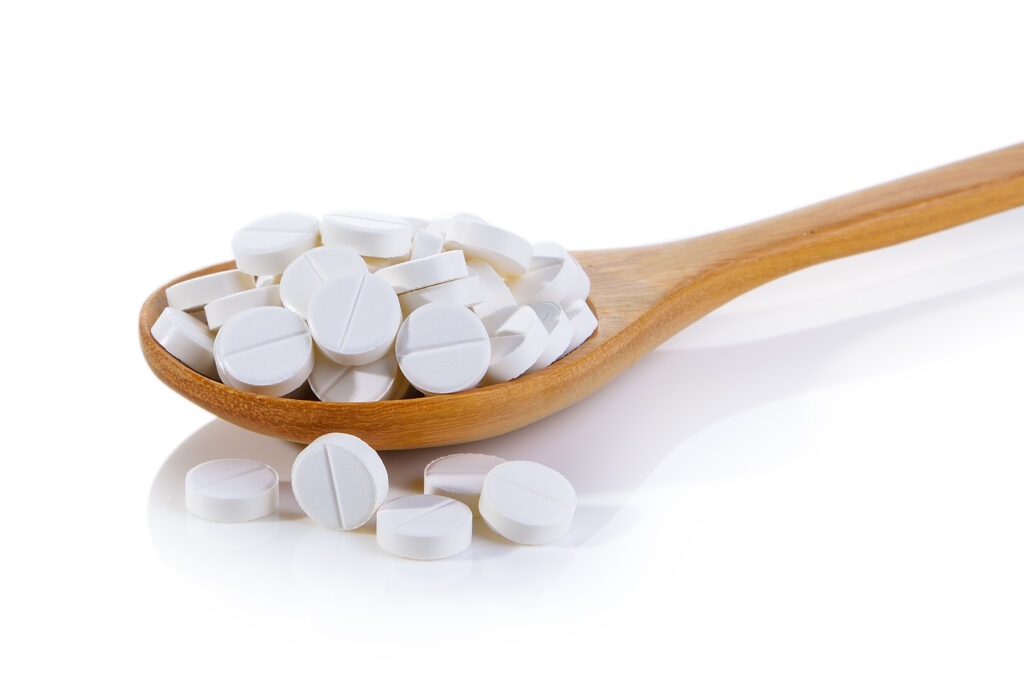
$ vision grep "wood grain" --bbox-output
[140,142,1024,449]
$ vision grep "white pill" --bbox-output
[563,298,598,356]
[204,284,282,330]
[410,228,444,259]
[424,212,485,236]
[363,254,411,273]
[374,250,468,294]
[482,305,549,384]
[307,273,402,366]
[424,453,506,517]
[321,210,414,258]
[398,275,484,315]
[466,259,516,318]
[376,494,473,560]
[525,301,573,373]
[165,269,255,312]
[151,307,218,379]
[308,348,407,402]
[185,459,279,523]
[396,303,491,395]
[566,253,591,303]
[279,245,368,319]
[479,461,576,545]
[255,274,281,288]
[213,306,314,396]
[292,432,389,531]
[510,241,589,306]
[403,216,430,230]
[444,218,533,276]
[231,212,320,276]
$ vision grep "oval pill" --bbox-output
[374,249,468,294]
[213,306,314,396]
[165,269,255,312]
[231,212,320,276]
[307,272,402,366]
[376,494,473,560]
[396,302,491,395]
[279,245,368,319]
[185,459,279,523]
[291,432,389,531]
[151,307,218,379]
[444,219,533,276]
[424,453,506,517]
[320,210,415,258]
[204,284,282,330]
[479,461,576,545]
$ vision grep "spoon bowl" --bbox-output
[140,143,1024,448]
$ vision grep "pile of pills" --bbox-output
[184,433,577,559]
[152,211,599,400]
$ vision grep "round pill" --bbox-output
[479,461,576,545]
[376,494,473,560]
[424,453,506,517]
[444,218,533,276]
[562,298,598,357]
[374,250,469,294]
[410,228,444,259]
[424,212,485,236]
[398,275,484,316]
[204,284,282,330]
[396,302,491,395]
[292,432,389,531]
[279,245,368,319]
[466,259,516,318]
[151,306,218,379]
[307,273,402,366]
[165,269,255,312]
[510,241,590,306]
[482,305,549,384]
[185,459,279,523]
[320,210,415,258]
[308,348,407,402]
[231,212,320,276]
[525,301,573,373]
[213,306,314,396]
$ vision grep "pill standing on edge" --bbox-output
[307,272,402,366]
[481,305,549,384]
[279,245,368,319]
[185,459,279,523]
[562,298,598,357]
[424,453,506,517]
[165,269,255,312]
[510,241,589,307]
[231,212,320,276]
[479,461,577,545]
[151,307,218,379]
[291,432,389,531]
[203,284,282,330]
[526,301,573,373]
[444,219,533,276]
[376,494,473,560]
[213,306,314,396]
[320,211,415,259]
[466,259,516,318]
[410,228,444,259]
[396,302,491,395]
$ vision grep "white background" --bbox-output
[2,1,1023,675]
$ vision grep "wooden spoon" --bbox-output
[140,143,1024,449]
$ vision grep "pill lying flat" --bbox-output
[510,241,589,306]
[292,432,389,531]
[151,307,218,379]
[307,273,402,366]
[398,275,484,315]
[213,306,314,396]
[320,211,415,258]
[204,284,282,330]
[396,303,491,395]
[410,228,444,259]
[308,348,407,402]
[375,250,468,294]
[479,461,576,545]
[525,301,573,373]
[444,219,533,276]
[165,269,255,312]
[376,494,473,560]
[185,459,279,523]
[562,298,598,357]
[231,212,320,276]
[279,245,368,319]
[482,305,549,384]
[424,453,506,517]
[466,259,516,318]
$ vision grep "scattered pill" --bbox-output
[307,273,402,366]
[482,305,549,384]
[279,245,368,319]
[396,302,491,394]
[291,432,389,531]
[562,298,598,357]
[398,275,484,315]
[376,494,473,560]
[410,228,445,259]
[308,348,407,402]
[424,453,506,516]
[204,284,282,330]
[526,301,573,373]
[466,259,516,318]
[375,249,469,294]
[213,306,314,396]
[165,269,255,312]
[231,212,320,276]
[185,459,279,523]
[321,211,414,258]
[444,218,533,276]
[479,461,576,545]
[151,307,218,379]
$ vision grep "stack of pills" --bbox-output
[185,433,577,560]
[152,211,599,400]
